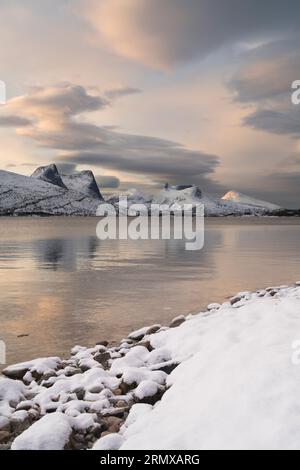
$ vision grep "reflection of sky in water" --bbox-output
[0,217,300,367]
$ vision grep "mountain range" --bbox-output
[0,164,298,217]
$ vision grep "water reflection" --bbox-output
[0,217,299,367]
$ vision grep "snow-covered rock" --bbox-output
[0,169,102,216]
[11,413,72,450]
[3,357,61,380]
[222,191,281,211]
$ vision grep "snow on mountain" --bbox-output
[61,171,103,200]
[107,189,153,215]
[0,167,288,217]
[31,164,67,190]
[152,185,272,216]
[32,165,103,200]
[0,170,101,216]
[222,191,281,211]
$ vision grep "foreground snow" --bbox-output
[1,284,300,450]
[119,285,300,450]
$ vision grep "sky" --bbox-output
[0,0,300,207]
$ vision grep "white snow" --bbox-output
[222,190,281,211]
[0,379,26,417]
[118,285,300,450]
[3,357,61,379]
[134,380,160,400]
[11,412,73,450]
[152,186,277,216]
[92,433,124,450]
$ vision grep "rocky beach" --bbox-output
[1,283,300,450]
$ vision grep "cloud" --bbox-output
[228,38,300,103]
[244,109,300,136]
[96,175,120,188]
[83,0,300,69]
[104,86,141,100]
[0,82,222,191]
[0,115,32,127]
[228,37,300,137]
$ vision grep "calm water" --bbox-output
[0,217,300,368]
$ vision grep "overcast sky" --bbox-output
[0,0,300,207]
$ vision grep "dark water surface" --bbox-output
[0,217,299,367]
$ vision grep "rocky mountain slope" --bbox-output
[0,166,296,216]
[0,168,102,216]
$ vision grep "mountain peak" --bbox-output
[222,191,281,210]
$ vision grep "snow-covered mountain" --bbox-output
[0,166,293,217]
[31,165,103,200]
[152,185,279,216]
[0,168,102,216]
[222,191,281,211]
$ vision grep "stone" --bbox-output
[0,431,10,444]
[137,340,153,352]
[103,417,123,433]
[230,296,242,306]
[94,352,111,369]
[88,385,103,394]
[65,368,82,377]
[115,400,128,408]
[0,417,11,433]
[73,387,86,401]
[96,341,109,347]
[169,316,186,328]
[155,362,179,375]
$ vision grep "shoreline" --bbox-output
[1,282,300,450]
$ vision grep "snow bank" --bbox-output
[118,285,300,450]
[11,413,72,450]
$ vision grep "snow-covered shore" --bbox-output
[1,284,300,450]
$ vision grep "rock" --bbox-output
[137,340,154,352]
[100,431,112,438]
[64,367,82,377]
[0,417,11,433]
[0,443,11,450]
[2,365,30,380]
[154,361,179,375]
[0,431,10,443]
[73,387,86,401]
[207,303,221,311]
[119,382,135,395]
[103,416,123,433]
[88,385,103,394]
[96,341,109,347]
[169,316,186,328]
[230,296,242,306]
[115,400,128,408]
[10,412,31,435]
[94,352,111,369]
[145,325,161,335]
[128,324,161,342]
